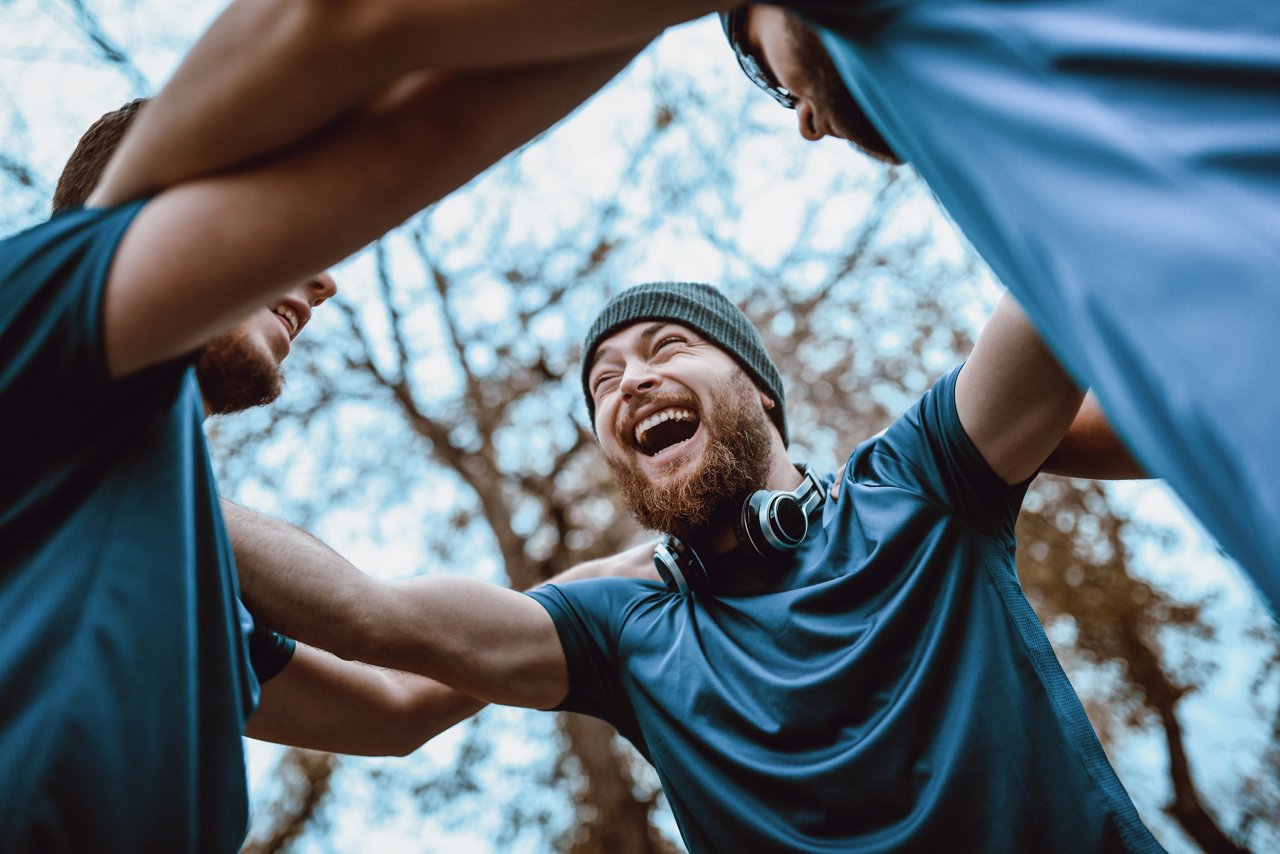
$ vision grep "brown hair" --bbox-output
[51,98,147,213]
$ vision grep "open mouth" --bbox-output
[633,407,700,457]
[271,305,300,338]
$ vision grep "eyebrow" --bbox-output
[589,321,670,373]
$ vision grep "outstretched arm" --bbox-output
[224,500,655,711]
[245,643,484,756]
[956,293,1087,485]
[546,540,658,584]
[95,54,634,381]
[225,498,564,709]
[89,0,720,206]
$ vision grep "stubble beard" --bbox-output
[195,326,284,416]
[785,15,900,163]
[607,373,775,542]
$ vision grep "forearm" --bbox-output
[1042,393,1149,479]
[223,499,384,662]
[101,54,637,378]
[91,0,405,205]
[247,643,486,756]
[225,501,565,707]
[89,0,667,206]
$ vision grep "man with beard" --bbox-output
[95,0,1280,616]
[1,96,624,851]
[230,281,1161,852]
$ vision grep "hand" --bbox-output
[830,463,845,502]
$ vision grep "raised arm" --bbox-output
[1042,393,1148,479]
[89,0,720,206]
[93,51,634,381]
[955,293,1087,485]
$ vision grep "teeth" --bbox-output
[272,306,299,334]
[635,407,695,445]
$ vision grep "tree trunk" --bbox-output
[558,714,679,854]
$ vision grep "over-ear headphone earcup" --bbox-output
[734,465,825,560]
[653,534,708,594]
[653,467,825,593]
[737,490,809,557]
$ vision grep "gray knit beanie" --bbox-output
[581,282,788,445]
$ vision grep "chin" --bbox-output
[195,332,286,415]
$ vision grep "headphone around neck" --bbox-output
[652,464,826,595]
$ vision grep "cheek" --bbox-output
[246,312,289,361]
[594,398,628,452]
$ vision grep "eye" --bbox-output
[655,335,685,352]
[592,372,620,396]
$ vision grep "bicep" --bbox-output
[374,577,569,710]
[955,294,1085,485]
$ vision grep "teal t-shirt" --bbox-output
[0,204,260,851]
[529,369,1161,853]
[789,0,1280,608]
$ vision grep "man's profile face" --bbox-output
[587,321,775,537]
[198,272,338,415]
[742,5,900,163]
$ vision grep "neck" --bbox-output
[701,453,804,556]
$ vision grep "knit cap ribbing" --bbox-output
[581,282,787,445]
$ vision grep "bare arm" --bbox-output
[245,643,484,756]
[243,537,658,753]
[1042,393,1148,479]
[89,0,720,206]
[955,293,1086,485]
[224,500,566,709]
[549,540,660,584]
[94,52,634,380]
[224,502,656,711]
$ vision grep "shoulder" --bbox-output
[1,203,151,371]
[845,367,964,486]
[528,577,668,620]
[1,203,148,283]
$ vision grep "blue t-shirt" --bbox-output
[787,0,1280,609]
[0,204,266,851]
[528,368,1161,853]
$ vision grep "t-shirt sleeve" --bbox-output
[1,203,198,547]
[854,364,1028,542]
[0,202,156,400]
[525,580,642,726]
[237,598,297,685]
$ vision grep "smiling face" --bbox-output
[588,321,778,539]
[197,272,337,415]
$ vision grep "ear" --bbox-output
[760,390,776,411]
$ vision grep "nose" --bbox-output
[307,272,338,306]
[619,361,660,398]
[796,101,823,142]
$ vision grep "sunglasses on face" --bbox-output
[722,9,799,110]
